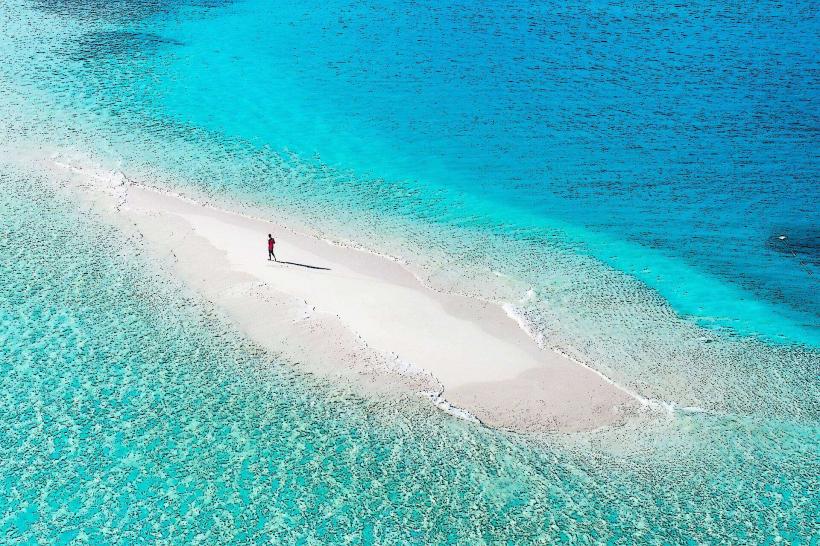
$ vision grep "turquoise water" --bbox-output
[1,163,818,544]
[23,0,819,346]
[1,0,818,543]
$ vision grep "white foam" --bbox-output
[50,152,133,210]
[500,299,711,419]
[388,356,431,380]
[418,390,481,423]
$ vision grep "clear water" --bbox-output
[21,0,820,345]
[0,0,818,543]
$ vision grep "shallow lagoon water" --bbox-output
[1,165,817,544]
[0,0,818,543]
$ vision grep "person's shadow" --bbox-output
[277,260,330,271]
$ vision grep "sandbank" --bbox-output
[33,153,642,432]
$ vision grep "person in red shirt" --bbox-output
[267,234,277,262]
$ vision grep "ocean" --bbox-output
[0,0,817,543]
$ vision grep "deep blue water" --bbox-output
[143,0,819,343]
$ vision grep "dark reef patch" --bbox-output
[70,31,184,61]
[30,0,234,23]
[767,228,820,267]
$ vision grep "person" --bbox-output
[267,234,277,261]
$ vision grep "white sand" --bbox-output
[37,153,642,433]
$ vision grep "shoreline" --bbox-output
[33,151,642,433]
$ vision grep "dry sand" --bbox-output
[36,153,642,433]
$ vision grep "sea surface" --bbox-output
[0,0,818,543]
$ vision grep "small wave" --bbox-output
[50,152,132,201]
[418,390,480,423]
[387,355,435,382]
[501,299,714,419]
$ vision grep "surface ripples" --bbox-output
[0,0,818,542]
[1,164,817,544]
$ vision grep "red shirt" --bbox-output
[268,238,275,251]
